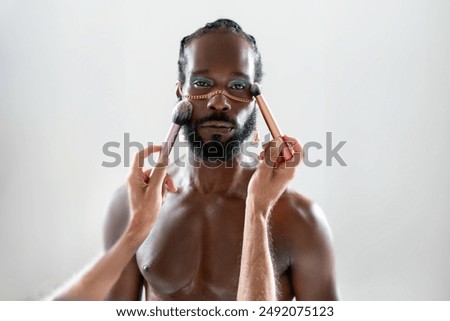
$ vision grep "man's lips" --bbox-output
[198,121,235,129]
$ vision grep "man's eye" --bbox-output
[230,83,246,90]
[193,81,210,87]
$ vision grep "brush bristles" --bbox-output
[172,100,193,125]
[250,83,262,97]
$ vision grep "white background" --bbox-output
[1,0,449,300]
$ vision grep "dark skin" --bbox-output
[104,32,338,300]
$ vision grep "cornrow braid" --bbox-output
[177,18,263,85]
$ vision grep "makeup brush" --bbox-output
[158,100,193,164]
[250,83,294,161]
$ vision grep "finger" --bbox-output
[161,184,167,201]
[282,135,303,167]
[275,136,299,164]
[131,145,162,177]
[280,142,294,162]
[260,138,284,170]
[164,174,178,193]
[142,168,152,184]
[148,162,167,189]
[269,137,285,163]
[259,150,265,160]
[261,141,270,151]
[161,188,168,204]
[282,135,302,153]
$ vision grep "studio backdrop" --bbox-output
[0,0,449,300]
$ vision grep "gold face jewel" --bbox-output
[177,83,254,103]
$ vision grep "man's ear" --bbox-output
[175,81,183,100]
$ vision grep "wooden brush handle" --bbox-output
[255,95,294,161]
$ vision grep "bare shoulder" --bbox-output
[103,184,130,250]
[272,189,333,243]
[102,160,183,249]
[272,189,339,300]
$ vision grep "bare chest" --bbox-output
[136,191,245,299]
[136,190,292,300]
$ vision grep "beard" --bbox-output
[182,107,257,163]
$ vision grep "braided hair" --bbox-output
[177,19,263,85]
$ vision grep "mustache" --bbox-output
[193,113,237,128]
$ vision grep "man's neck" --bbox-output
[185,152,248,195]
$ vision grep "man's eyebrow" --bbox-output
[230,72,251,81]
[190,70,251,81]
[191,70,210,76]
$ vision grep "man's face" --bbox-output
[181,32,257,163]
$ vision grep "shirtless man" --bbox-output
[104,19,338,300]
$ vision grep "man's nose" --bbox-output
[207,91,231,112]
